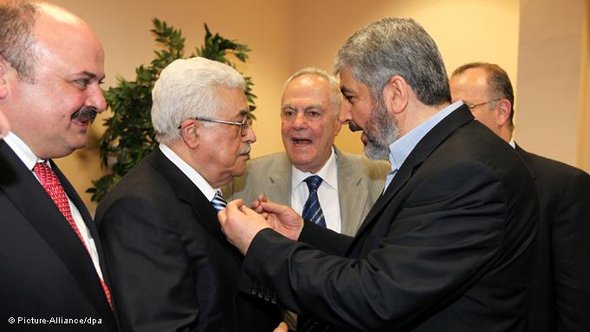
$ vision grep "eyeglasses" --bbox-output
[179,116,253,136]
[465,99,501,110]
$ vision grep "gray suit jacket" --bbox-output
[223,148,390,236]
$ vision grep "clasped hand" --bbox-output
[217,195,304,255]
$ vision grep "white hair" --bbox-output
[151,57,246,144]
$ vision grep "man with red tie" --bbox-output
[0,2,117,331]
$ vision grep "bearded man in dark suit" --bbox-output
[217,18,539,331]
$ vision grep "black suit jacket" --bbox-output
[516,146,590,332]
[239,105,539,331]
[0,142,118,331]
[95,148,281,332]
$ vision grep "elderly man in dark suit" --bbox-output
[96,57,282,331]
[218,18,539,331]
[450,62,590,332]
[0,2,117,331]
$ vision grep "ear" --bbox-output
[495,99,512,127]
[179,121,200,149]
[382,75,409,115]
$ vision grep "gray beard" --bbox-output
[363,98,400,160]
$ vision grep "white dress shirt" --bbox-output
[291,148,342,233]
[159,143,219,202]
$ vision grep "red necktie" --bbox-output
[33,161,112,308]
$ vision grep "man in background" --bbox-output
[96,57,281,331]
[224,67,389,236]
[450,62,590,332]
[218,18,538,331]
[0,1,117,330]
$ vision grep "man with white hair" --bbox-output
[96,57,281,331]
[224,67,389,237]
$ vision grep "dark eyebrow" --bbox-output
[304,105,323,111]
[78,71,105,82]
[281,104,296,111]
[340,86,354,95]
[237,109,250,118]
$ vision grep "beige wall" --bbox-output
[517,0,589,168]
[291,0,519,153]
[46,0,586,212]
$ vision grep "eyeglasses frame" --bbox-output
[178,116,253,136]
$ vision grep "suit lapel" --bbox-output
[353,105,475,240]
[0,143,112,318]
[266,154,292,206]
[336,150,368,235]
[146,149,224,239]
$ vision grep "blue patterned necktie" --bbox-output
[302,175,326,227]
[211,191,227,211]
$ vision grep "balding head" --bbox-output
[450,63,514,143]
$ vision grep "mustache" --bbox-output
[71,107,98,124]
[239,145,251,155]
[347,121,362,132]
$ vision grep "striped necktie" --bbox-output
[211,191,227,211]
[302,175,326,227]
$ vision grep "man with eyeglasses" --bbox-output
[450,62,590,332]
[95,57,282,331]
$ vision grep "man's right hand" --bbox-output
[273,321,289,332]
[253,194,304,240]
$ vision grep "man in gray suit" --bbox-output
[223,67,389,236]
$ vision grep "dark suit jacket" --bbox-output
[0,142,117,331]
[95,148,281,332]
[238,105,539,331]
[517,146,590,332]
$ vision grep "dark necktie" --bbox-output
[302,175,326,227]
[211,190,227,211]
[33,161,112,308]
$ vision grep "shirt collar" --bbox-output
[3,131,45,170]
[159,143,217,201]
[508,139,516,149]
[292,147,338,191]
[389,101,463,172]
